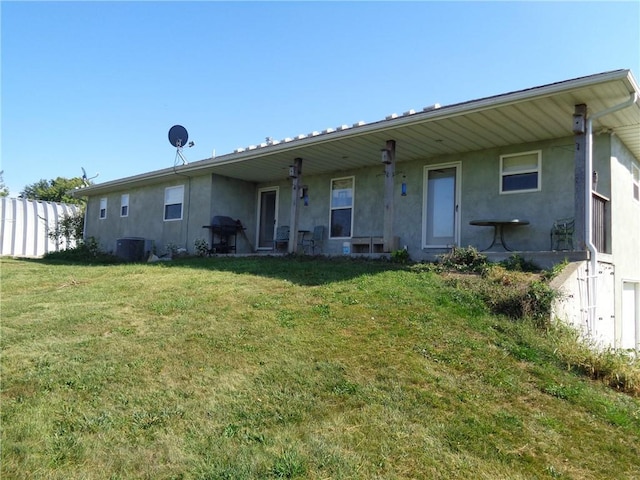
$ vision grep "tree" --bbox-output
[0,171,9,197]
[48,208,85,250]
[20,177,85,205]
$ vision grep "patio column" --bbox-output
[383,139,396,252]
[288,157,303,253]
[573,104,587,250]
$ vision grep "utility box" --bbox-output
[116,237,148,262]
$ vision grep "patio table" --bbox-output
[469,219,530,251]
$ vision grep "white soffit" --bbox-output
[75,70,640,192]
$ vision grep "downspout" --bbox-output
[584,92,638,334]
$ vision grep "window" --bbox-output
[164,185,184,221]
[500,150,541,193]
[120,194,129,217]
[330,177,353,238]
[99,198,107,219]
[633,164,639,202]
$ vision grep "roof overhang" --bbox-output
[75,69,640,196]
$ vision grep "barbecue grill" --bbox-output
[202,216,245,253]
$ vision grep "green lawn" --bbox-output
[1,256,639,479]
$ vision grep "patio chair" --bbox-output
[303,225,325,254]
[550,217,575,251]
[274,225,290,251]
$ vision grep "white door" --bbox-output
[423,164,460,248]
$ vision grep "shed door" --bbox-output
[257,188,278,249]
[423,164,460,248]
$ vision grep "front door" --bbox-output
[257,188,278,249]
[423,164,460,248]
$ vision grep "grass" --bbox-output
[1,255,639,479]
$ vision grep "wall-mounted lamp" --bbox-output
[299,185,309,205]
[381,148,392,164]
[288,165,297,178]
[572,113,585,135]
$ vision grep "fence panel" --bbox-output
[0,198,80,257]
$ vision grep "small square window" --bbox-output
[99,198,107,219]
[120,194,129,217]
[500,151,541,194]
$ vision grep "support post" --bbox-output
[383,140,396,252]
[573,104,587,251]
[288,157,303,253]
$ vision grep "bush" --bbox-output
[501,254,540,272]
[48,209,84,250]
[438,246,489,274]
[42,237,120,264]
[194,238,210,257]
[391,248,410,264]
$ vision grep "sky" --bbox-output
[2,1,639,196]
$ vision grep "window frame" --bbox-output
[164,185,184,221]
[120,193,129,217]
[99,197,107,219]
[499,150,542,194]
[329,176,354,239]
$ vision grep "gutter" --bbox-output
[584,91,639,334]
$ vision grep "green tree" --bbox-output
[20,177,85,205]
[0,171,9,197]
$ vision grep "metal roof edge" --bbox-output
[197,69,637,167]
[74,69,637,195]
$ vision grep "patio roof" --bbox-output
[76,69,640,194]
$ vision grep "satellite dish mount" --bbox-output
[168,125,193,166]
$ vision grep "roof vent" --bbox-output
[234,147,245,153]
[385,113,398,120]
[337,125,349,131]
[296,134,306,140]
[423,103,441,112]
[309,131,321,137]
[353,121,365,127]
[324,127,335,134]
[403,109,416,116]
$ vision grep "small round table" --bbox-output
[469,219,530,251]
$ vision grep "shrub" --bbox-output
[438,246,489,274]
[42,237,120,264]
[194,238,210,257]
[501,254,540,273]
[47,209,85,250]
[391,248,410,264]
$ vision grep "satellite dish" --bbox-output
[81,167,99,186]
[168,125,189,148]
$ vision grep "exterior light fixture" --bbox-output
[381,149,391,164]
[572,113,585,134]
[288,166,297,178]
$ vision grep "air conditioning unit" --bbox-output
[116,237,149,262]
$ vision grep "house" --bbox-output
[75,69,640,350]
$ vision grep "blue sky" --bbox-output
[2,1,639,196]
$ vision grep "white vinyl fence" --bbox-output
[0,197,81,257]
